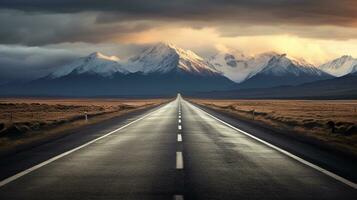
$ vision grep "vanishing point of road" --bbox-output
[0,95,356,200]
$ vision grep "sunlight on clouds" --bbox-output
[115,26,357,65]
[231,35,357,65]
[221,35,332,65]
[117,27,218,48]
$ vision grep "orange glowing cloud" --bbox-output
[114,26,357,65]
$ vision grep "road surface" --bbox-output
[0,95,356,199]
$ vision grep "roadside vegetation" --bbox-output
[190,99,357,156]
[0,98,168,155]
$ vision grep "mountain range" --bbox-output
[0,42,357,98]
[209,51,356,84]
[0,43,234,96]
[235,54,333,89]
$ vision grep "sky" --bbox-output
[1,0,357,84]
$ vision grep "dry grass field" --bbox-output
[0,98,164,125]
[0,98,168,155]
[190,99,357,155]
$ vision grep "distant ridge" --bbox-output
[191,73,357,99]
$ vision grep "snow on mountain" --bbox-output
[50,52,127,78]
[125,43,219,75]
[319,55,357,77]
[207,51,278,83]
[259,54,326,76]
[22,45,234,96]
[243,52,282,80]
[237,53,333,89]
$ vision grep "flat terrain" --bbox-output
[190,99,357,156]
[0,96,356,199]
[0,98,168,154]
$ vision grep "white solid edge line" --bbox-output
[174,194,184,200]
[178,125,182,130]
[188,100,357,190]
[177,134,182,142]
[0,102,170,188]
[176,152,184,169]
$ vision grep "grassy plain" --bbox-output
[190,99,357,155]
[0,98,168,155]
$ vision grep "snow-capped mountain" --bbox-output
[125,43,219,76]
[4,42,353,97]
[238,54,334,89]
[50,52,128,78]
[207,51,280,83]
[2,44,235,96]
[319,55,357,77]
[258,54,325,76]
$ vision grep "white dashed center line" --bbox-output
[174,194,184,200]
[176,152,184,169]
[174,100,184,199]
[177,134,182,142]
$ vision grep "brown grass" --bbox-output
[0,98,169,155]
[190,99,357,155]
[0,98,164,124]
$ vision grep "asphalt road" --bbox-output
[0,95,356,199]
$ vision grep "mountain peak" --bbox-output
[145,42,180,55]
[149,42,203,61]
[340,55,353,59]
[319,55,357,76]
[154,42,177,49]
[50,52,126,78]
[207,50,282,83]
[149,42,175,52]
[238,54,333,89]
[126,43,217,75]
[260,53,327,77]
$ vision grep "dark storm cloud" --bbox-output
[0,43,150,84]
[0,0,356,46]
[0,10,154,46]
[2,1,356,84]
[0,0,356,26]
[0,45,82,84]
